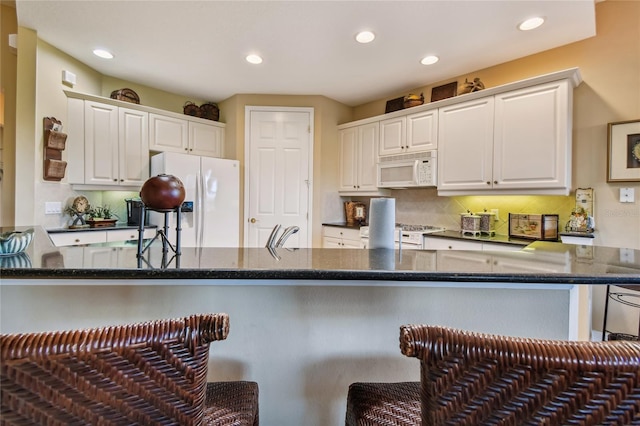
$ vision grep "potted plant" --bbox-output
[86,205,118,227]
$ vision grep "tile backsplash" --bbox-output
[351,188,575,235]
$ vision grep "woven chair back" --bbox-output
[400,325,640,425]
[1,313,229,425]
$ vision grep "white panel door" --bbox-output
[246,108,312,248]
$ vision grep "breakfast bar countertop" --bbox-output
[1,226,639,284]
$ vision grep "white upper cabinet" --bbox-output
[65,91,226,190]
[148,113,188,153]
[149,113,225,158]
[338,68,581,196]
[339,122,389,195]
[379,109,437,156]
[492,81,570,191]
[437,97,495,192]
[379,116,406,156]
[189,121,224,157]
[78,100,149,188]
[438,76,576,196]
[406,109,438,152]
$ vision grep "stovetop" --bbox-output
[397,223,446,233]
[359,223,446,246]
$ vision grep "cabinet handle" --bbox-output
[486,181,491,185]
[448,245,452,249]
[120,179,124,182]
[75,239,80,243]
[185,148,188,151]
[113,179,118,182]
[494,180,498,184]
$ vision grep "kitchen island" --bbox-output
[2,226,639,426]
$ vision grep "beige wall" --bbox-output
[351,1,640,250]
[1,4,18,226]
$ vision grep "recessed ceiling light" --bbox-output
[246,54,263,64]
[420,55,439,65]
[93,49,113,59]
[355,31,375,44]
[518,17,545,31]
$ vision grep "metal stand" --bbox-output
[136,204,182,269]
[601,284,640,341]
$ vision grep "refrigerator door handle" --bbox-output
[199,171,205,247]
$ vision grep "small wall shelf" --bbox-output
[43,117,67,181]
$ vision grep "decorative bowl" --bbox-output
[0,228,35,256]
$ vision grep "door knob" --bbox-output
[250,218,257,223]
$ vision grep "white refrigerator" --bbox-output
[150,152,240,247]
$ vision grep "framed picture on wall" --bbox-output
[607,119,640,182]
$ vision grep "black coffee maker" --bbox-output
[125,198,148,226]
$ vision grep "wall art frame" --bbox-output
[607,119,640,182]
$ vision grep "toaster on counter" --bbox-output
[508,214,559,241]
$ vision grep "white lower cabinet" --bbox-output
[49,228,156,247]
[322,226,363,248]
[423,237,484,251]
[49,231,107,247]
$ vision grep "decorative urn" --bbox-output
[140,174,186,210]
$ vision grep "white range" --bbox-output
[360,223,446,249]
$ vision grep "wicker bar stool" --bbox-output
[345,381,421,425]
[400,325,640,425]
[0,314,259,425]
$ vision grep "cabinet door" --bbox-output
[189,121,224,158]
[357,122,379,191]
[48,231,107,247]
[322,236,343,248]
[438,97,494,191]
[493,81,570,190]
[407,109,438,152]
[339,127,358,191]
[423,236,484,250]
[119,107,149,186]
[379,116,405,156]
[149,113,188,153]
[84,101,119,185]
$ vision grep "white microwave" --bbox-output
[377,151,437,188]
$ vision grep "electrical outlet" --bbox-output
[490,209,500,221]
[620,188,635,203]
[45,201,62,214]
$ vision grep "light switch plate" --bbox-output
[620,188,635,203]
[45,201,62,214]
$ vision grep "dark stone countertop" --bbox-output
[1,226,639,285]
